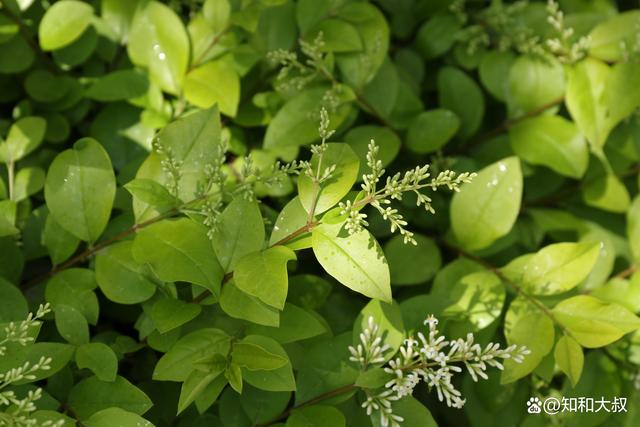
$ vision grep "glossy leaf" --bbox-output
[39,0,94,51]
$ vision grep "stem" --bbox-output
[7,160,14,201]
[256,383,358,426]
[0,1,59,74]
[190,26,230,70]
[613,265,637,280]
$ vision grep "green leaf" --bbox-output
[502,297,554,384]
[406,109,460,154]
[0,277,27,322]
[39,0,94,51]
[385,234,441,286]
[246,303,327,344]
[552,295,640,348]
[0,116,46,163]
[76,343,119,382]
[225,363,243,393]
[150,298,201,334]
[522,242,600,295]
[344,126,400,178]
[13,167,45,201]
[438,66,484,139]
[43,214,80,265]
[355,300,404,357]
[85,70,149,102]
[355,368,391,389]
[269,197,312,250]
[592,276,640,313]
[0,200,17,237]
[45,268,99,324]
[233,342,287,371]
[479,50,515,101]
[264,87,353,153]
[507,55,564,118]
[203,0,230,33]
[220,280,280,327]
[450,157,523,251]
[305,18,363,53]
[178,367,225,415]
[68,376,152,420]
[0,36,34,74]
[234,246,296,310]
[240,385,290,425]
[628,195,640,263]
[184,57,240,117]
[194,374,227,414]
[133,218,224,296]
[554,335,583,387]
[101,0,139,43]
[566,59,640,149]
[372,397,437,427]
[128,0,189,94]
[44,138,116,242]
[96,241,156,305]
[124,179,179,208]
[582,161,631,213]
[588,10,640,62]
[298,143,359,215]
[211,198,265,272]
[416,13,462,60]
[0,342,74,383]
[240,335,295,392]
[24,69,69,102]
[286,405,346,427]
[54,304,89,345]
[312,222,391,302]
[85,408,153,427]
[509,115,588,178]
[153,328,230,381]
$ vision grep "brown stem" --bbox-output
[0,1,60,74]
[613,265,638,280]
[256,383,357,426]
[190,27,230,71]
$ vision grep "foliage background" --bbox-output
[1,0,640,426]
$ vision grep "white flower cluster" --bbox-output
[340,141,475,245]
[349,315,530,426]
[545,0,590,64]
[1,305,63,427]
[267,32,327,94]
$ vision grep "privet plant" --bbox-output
[0,0,640,426]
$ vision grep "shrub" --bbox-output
[0,0,639,426]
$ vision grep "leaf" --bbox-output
[100,0,139,43]
[184,57,240,117]
[0,343,74,383]
[153,328,230,381]
[178,368,225,415]
[43,214,80,265]
[552,295,640,348]
[344,126,400,178]
[269,197,312,250]
[566,59,640,149]
[522,242,601,295]
[416,13,462,60]
[45,268,99,324]
[150,298,202,334]
[373,397,437,427]
[305,18,362,53]
[219,280,280,327]
[385,234,441,286]
[76,343,119,382]
[0,277,27,322]
[298,143,360,215]
[581,158,631,213]
[128,0,189,94]
[438,66,484,139]
[509,115,588,178]
[211,198,265,272]
[39,0,94,51]
[0,201,17,237]
[13,167,45,201]
[501,297,554,384]
[84,408,153,427]
[246,303,327,344]
[234,246,296,310]
[68,376,153,420]
[232,342,287,371]
[554,335,583,387]
[450,157,523,251]
[44,138,116,243]
[628,195,640,263]
[240,335,295,392]
[479,50,515,101]
[132,218,224,296]
[406,109,460,154]
[52,26,97,68]
[286,405,346,427]
[240,385,290,425]
[203,0,230,33]
[0,116,46,163]
[124,179,179,208]
[355,300,404,358]
[588,10,640,62]
[355,368,391,389]
[312,222,391,302]
[225,363,243,393]
[54,304,89,345]
[85,70,149,102]
[507,55,564,118]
